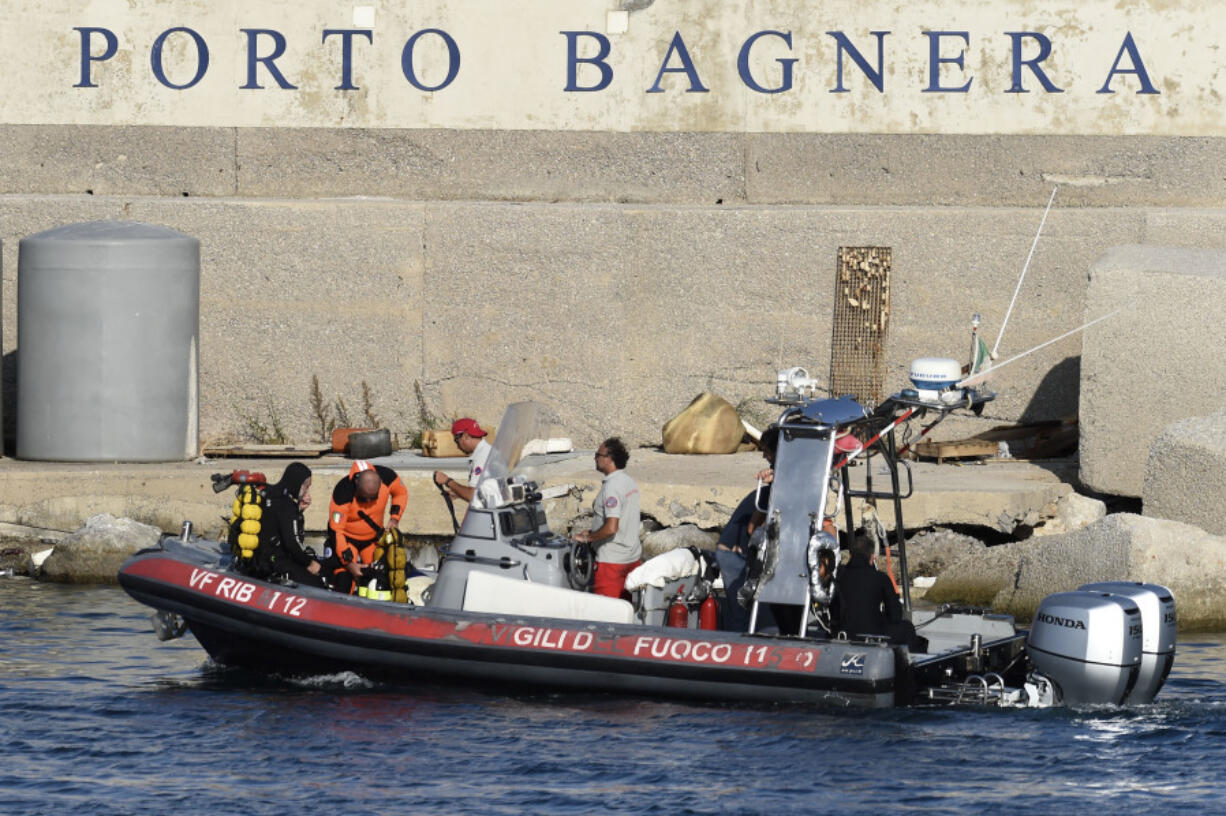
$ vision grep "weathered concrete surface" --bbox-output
[0,196,1163,451]
[8,129,1226,209]
[1080,245,1226,496]
[40,514,161,585]
[0,126,236,197]
[237,129,747,204]
[1143,410,1226,536]
[928,513,1226,630]
[1030,491,1107,537]
[746,135,1226,209]
[3,199,1226,451]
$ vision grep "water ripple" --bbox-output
[4,581,1226,814]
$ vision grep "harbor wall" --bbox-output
[2,1,1225,452]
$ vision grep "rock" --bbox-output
[922,543,1024,609]
[905,528,987,577]
[40,514,162,584]
[928,513,1226,630]
[1143,409,1226,535]
[641,524,719,559]
[661,393,744,455]
[1031,491,1106,536]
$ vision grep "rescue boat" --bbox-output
[119,389,1176,708]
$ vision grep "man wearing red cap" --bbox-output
[433,417,491,504]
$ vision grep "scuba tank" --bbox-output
[382,528,410,603]
[699,594,719,630]
[225,475,267,569]
[362,528,405,602]
[667,587,689,628]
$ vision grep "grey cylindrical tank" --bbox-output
[17,221,199,461]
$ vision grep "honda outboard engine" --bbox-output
[1079,582,1176,704]
[1027,591,1142,705]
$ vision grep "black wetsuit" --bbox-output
[256,462,327,588]
[831,550,919,648]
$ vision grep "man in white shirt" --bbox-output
[433,417,491,504]
[574,437,641,599]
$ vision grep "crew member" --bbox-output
[717,426,778,631]
[325,459,408,594]
[574,437,641,599]
[830,533,923,650]
[256,462,327,588]
[432,417,492,505]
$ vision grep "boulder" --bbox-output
[1143,409,1226,535]
[905,528,987,578]
[927,513,1226,630]
[1080,245,1226,496]
[40,514,162,584]
[1031,491,1106,537]
[661,393,744,454]
[922,543,1024,609]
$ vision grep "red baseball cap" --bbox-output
[451,418,487,437]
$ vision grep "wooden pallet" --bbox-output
[912,438,999,464]
[201,444,333,458]
[913,417,1078,463]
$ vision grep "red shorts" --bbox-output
[593,560,641,601]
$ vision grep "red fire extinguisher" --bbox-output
[667,587,689,628]
[699,594,718,630]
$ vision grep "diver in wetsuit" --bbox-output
[255,462,327,588]
[830,533,922,649]
[324,460,408,594]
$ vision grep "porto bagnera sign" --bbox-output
[2,0,1211,134]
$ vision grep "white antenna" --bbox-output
[993,186,1058,358]
[959,310,1119,389]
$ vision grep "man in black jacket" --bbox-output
[255,462,328,588]
[831,532,922,650]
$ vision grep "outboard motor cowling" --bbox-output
[1079,582,1176,704]
[1027,591,1142,705]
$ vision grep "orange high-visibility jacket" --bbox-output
[328,460,407,565]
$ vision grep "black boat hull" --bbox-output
[120,542,902,707]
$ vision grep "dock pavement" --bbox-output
[0,449,1076,543]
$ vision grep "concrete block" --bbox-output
[1080,245,1226,496]
[985,513,1226,631]
[237,129,746,204]
[746,134,1226,209]
[1143,410,1226,535]
[0,196,1156,450]
[417,201,1138,447]
[0,125,235,197]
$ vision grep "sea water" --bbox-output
[3,580,1225,815]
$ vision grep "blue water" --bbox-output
[4,580,1226,815]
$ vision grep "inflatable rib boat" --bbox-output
[119,387,1175,708]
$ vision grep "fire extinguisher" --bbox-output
[699,593,718,630]
[667,587,689,628]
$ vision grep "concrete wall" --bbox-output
[3,0,1226,457]
[4,127,1226,452]
[1082,246,1226,496]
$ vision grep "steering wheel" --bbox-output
[567,539,595,590]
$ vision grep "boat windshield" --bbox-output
[475,401,558,492]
